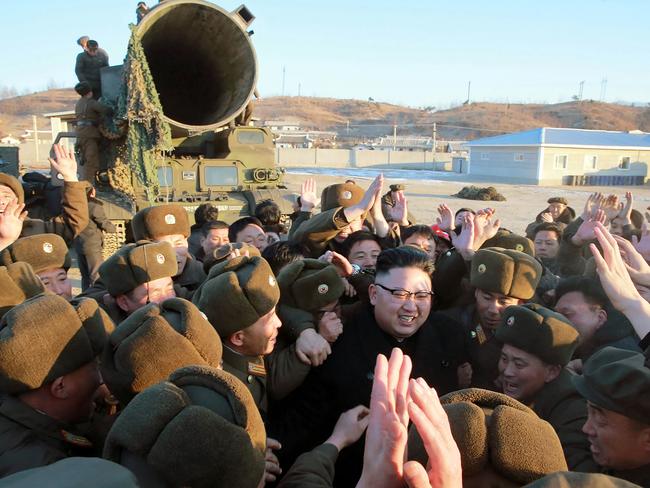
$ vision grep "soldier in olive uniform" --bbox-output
[0,295,113,477]
[443,247,543,390]
[131,204,206,295]
[92,240,178,323]
[573,346,650,486]
[0,233,73,300]
[495,304,597,471]
[74,82,112,183]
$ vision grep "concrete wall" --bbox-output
[540,147,649,185]
[277,148,453,170]
[468,146,539,184]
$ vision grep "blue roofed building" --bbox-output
[465,128,650,185]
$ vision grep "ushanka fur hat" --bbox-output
[408,388,567,485]
[320,182,364,211]
[193,255,279,338]
[131,205,190,240]
[0,295,114,394]
[277,259,344,312]
[0,173,24,205]
[103,365,266,488]
[101,298,223,405]
[470,247,542,300]
[1,234,71,274]
[0,262,45,321]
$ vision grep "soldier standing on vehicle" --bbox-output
[74,82,112,184]
[74,39,108,100]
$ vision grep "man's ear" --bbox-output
[369,284,377,306]
[229,330,246,347]
[596,308,608,329]
[544,364,562,383]
[50,376,68,399]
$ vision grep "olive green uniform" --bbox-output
[278,443,339,488]
[291,208,348,257]
[74,97,112,182]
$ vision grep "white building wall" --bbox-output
[468,146,539,184]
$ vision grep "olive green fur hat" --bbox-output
[320,181,364,211]
[408,388,567,485]
[103,365,266,488]
[0,295,114,394]
[0,173,24,205]
[0,262,45,321]
[193,255,279,338]
[99,241,177,297]
[482,230,535,256]
[573,346,650,426]
[74,81,92,96]
[547,197,568,205]
[1,234,71,274]
[202,242,261,275]
[496,304,579,366]
[101,297,223,405]
[131,204,190,240]
[470,247,542,300]
[277,259,344,312]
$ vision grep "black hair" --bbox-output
[201,220,229,237]
[255,199,281,226]
[341,231,382,258]
[228,216,263,243]
[555,276,610,309]
[194,203,220,227]
[533,222,563,240]
[261,241,306,276]
[402,224,435,243]
[375,247,434,278]
[455,207,475,217]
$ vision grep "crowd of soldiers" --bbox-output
[0,143,649,487]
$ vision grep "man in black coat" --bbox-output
[268,246,468,487]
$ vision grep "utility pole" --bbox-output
[281,66,286,96]
[346,120,350,136]
[432,122,437,161]
[298,82,301,97]
[600,78,607,102]
[32,115,39,163]
[392,124,397,151]
[578,80,585,101]
[466,81,471,103]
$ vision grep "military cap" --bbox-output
[87,39,98,48]
[525,471,641,488]
[0,295,114,394]
[482,229,535,256]
[547,197,568,206]
[202,242,261,275]
[573,346,650,425]
[496,304,579,366]
[74,81,92,96]
[104,365,266,488]
[277,259,344,312]
[0,457,139,488]
[99,241,177,297]
[0,173,24,205]
[320,181,364,211]
[1,233,71,274]
[470,247,542,300]
[101,297,223,405]
[389,184,404,192]
[0,262,45,321]
[131,204,190,240]
[408,388,567,484]
[193,255,279,338]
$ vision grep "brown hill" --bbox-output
[1,89,649,140]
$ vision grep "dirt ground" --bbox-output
[283,170,650,235]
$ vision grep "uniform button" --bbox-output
[247,375,254,384]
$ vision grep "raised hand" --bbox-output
[344,174,384,223]
[451,213,476,261]
[436,204,454,231]
[472,209,500,249]
[357,349,412,488]
[617,191,634,226]
[300,177,319,211]
[403,379,463,488]
[48,143,78,182]
[0,198,27,250]
[612,234,650,288]
[582,192,604,220]
[632,223,650,261]
[599,194,620,223]
[387,190,409,226]
[318,250,354,277]
[571,209,606,246]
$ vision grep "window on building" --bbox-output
[157,167,173,187]
[584,155,598,170]
[480,152,489,160]
[514,153,525,161]
[619,157,631,170]
[554,155,568,170]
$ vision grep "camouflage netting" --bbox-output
[109,24,173,202]
[453,185,507,202]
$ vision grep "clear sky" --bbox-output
[2,0,649,107]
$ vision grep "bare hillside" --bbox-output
[1,88,649,140]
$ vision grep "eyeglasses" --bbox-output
[374,283,434,301]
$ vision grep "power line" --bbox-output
[335,121,506,133]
